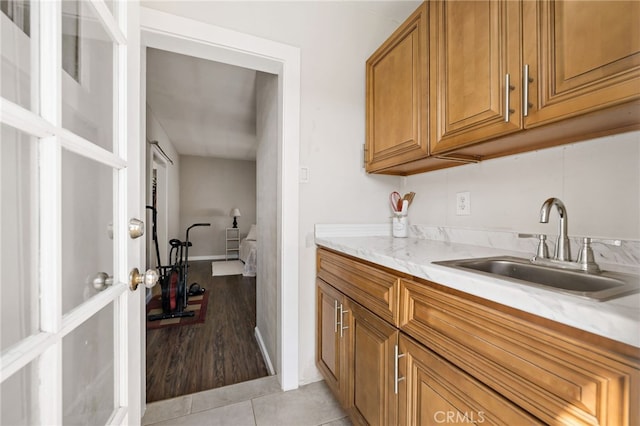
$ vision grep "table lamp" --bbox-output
[231,208,241,228]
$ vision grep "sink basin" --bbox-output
[433,256,640,301]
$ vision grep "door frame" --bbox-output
[146,146,170,275]
[139,7,301,393]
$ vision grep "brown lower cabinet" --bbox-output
[316,248,640,426]
[398,334,540,425]
[349,300,398,425]
[316,278,348,404]
[317,277,399,423]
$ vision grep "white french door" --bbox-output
[1,1,146,425]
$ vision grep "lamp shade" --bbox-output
[231,208,241,217]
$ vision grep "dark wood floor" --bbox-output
[146,260,268,402]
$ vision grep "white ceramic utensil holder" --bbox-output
[392,215,408,238]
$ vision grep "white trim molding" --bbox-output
[140,7,300,391]
[254,327,276,376]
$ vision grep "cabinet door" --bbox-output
[429,0,523,154]
[400,279,640,425]
[365,3,428,172]
[316,279,348,405]
[397,335,542,426]
[348,301,398,426]
[524,0,640,127]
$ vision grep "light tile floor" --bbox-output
[142,376,351,426]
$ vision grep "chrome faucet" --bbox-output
[539,197,571,261]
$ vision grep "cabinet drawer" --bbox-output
[400,279,640,426]
[399,334,542,426]
[317,249,400,326]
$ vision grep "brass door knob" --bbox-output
[129,268,159,291]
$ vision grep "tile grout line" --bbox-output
[250,396,258,426]
[187,394,194,416]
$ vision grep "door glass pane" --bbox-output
[61,149,114,314]
[1,359,40,425]
[61,0,114,151]
[1,0,37,110]
[105,0,115,14]
[1,124,40,351]
[63,304,115,425]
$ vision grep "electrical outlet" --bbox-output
[456,192,471,216]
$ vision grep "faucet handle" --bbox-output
[589,237,622,247]
[576,237,621,273]
[518,233,549,259]
[517,233,537,239]
[535,234,549,259]
[577,237,600,273]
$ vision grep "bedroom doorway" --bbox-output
[140,6,300,402]
[144,117,266,401]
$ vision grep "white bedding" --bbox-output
[239,238,257,277]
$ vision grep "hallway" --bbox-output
[146,260,268,402]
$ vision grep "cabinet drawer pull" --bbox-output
[334,300,339,333]
[394,344,406,394]
[523,64,533,117]
[339,305,349,338]
[505,73,515,122]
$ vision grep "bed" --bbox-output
[239,224,257,277]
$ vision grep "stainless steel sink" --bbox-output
[433,256,640,301]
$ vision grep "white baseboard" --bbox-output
[254,327,276,376]
[190,254,226,261]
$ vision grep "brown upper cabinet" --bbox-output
[365,3,429,173]
[429,0,524,154]
[523,0,640,127]
[365,0,640,175]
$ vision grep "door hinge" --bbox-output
[362,144,368,168]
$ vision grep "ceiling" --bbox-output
[146,47,258,161]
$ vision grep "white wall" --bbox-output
[146,104,181,264]
[403,132,640,241]
[255,71,279,373]
[179,155,257,257]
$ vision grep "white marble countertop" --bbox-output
[315,226,640,348]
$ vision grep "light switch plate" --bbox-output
[456,191,471,216]
[299,166,309,183]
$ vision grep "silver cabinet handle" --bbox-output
[504,73,515,122]
[394,344,406,394]
[339,305,349,338]
[334,300,339,333]
[523,64,533,117]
